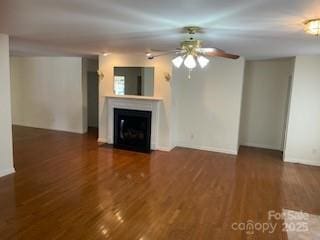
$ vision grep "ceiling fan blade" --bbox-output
[149,49,167,52]
[150,49,180,53]
[204,51,240,59]
[196,47,225,54]
[146,50,180,59]
[146,48,186,59]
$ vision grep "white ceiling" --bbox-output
[1,0,320,59]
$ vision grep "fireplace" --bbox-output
[114,108,152,153]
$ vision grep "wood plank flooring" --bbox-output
[0,126,320,239]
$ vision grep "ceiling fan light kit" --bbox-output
[172,54,210,69]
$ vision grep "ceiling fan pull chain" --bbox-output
[188,69,192,80]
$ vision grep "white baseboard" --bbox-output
[13,123,85,134]
[284,156,320,167]
[156,146,174,152]
[241,142,282,151]
[175,142,237,155]
[0,167,15,178]
[97,138,108,143]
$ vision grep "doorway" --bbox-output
[87,71,99,130]
[239,58,294,151]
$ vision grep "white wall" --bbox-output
[172,58,245,154]
[99,54,173,150]
[240,59,293,150]
[0,34,15,177]
[284,56,320,166]
[10,57,87,133]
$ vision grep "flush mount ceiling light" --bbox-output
[304,19,320,36]
[146,26,240,79]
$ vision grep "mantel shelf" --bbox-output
[105,95,163,101]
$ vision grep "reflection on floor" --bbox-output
[0,125,320,239]
[284,209,320,240]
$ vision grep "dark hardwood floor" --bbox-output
[0,126,320,239]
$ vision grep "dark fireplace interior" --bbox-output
[114,108,152,153]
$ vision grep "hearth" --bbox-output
[114,108,152,153]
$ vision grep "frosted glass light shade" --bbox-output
[184,55,196,69]
[197,56,210,68]
[172,56,184,68]
[305,19,320,35]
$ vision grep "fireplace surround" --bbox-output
[102,95,163,151]
[114,108,152,153]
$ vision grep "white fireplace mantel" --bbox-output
[105,95,163,101]
[104,95,162,150]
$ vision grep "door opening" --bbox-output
[87,71,99,131]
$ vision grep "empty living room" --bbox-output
[1,0,320,239]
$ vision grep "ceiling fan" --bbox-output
[146,26,240,71]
